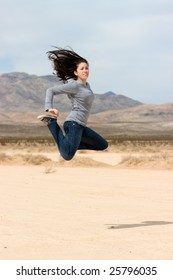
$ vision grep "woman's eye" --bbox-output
[79,67,88,71]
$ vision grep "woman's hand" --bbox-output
[48,108,59,116]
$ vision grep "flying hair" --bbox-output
[47,47,88,82]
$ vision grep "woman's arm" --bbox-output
[45,80,77,111]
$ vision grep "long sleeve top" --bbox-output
[45,79,94,126]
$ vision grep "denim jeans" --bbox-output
[48,120,108,160]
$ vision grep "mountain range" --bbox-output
[0,72,173,124]
[0,72,141,113]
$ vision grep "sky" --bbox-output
[0,0,173,104]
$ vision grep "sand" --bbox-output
[0,144,173,260]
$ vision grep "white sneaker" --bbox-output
[37,114,57,125]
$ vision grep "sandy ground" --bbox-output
[0,144,173,260]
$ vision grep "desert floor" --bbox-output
[0,141,173,260]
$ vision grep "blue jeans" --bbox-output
[48,120,108,160]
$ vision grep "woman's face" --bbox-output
[74,62,89,84]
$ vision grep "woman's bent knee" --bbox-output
[101,139,108,150]
[60,150,76,161]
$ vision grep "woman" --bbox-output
[38,47,108,160]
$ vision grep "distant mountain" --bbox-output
[1,72,173,127]
[90,103,173,123]
[0,72,142,116]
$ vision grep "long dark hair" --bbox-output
[47,47,88,82]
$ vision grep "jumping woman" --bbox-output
[38,47,108,160]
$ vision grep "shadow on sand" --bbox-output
[106,221,173,230]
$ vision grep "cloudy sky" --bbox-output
[0,0,172,104]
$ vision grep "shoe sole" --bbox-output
[37,114,57,120]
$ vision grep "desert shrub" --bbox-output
[44,162,56,174]
[0,153,12,162]
[118,153,173,169]
[22,154,50,165]
[120,155,143,166]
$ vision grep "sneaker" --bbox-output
[37,114,57,125]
